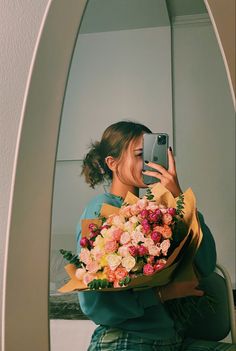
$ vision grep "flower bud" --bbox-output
[80,237,89,248]
[89,223,98,232]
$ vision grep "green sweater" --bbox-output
[76,192,217,340]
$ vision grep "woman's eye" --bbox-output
[136,153,143,157]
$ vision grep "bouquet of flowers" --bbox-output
[58,183,203,293]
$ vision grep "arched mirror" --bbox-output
[48,0,235,350]
[3,0,234,350]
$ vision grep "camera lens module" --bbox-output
[157,134,166,145]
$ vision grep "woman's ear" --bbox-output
[105,156,117,172]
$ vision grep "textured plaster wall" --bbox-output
[0,0,49,347]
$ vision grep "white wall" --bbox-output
[0,0,49,347]
[172,17,235,286]
[57,27,173,160]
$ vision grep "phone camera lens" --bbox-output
[157,135,166,145]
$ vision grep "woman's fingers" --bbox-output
[167,147,176,174]
[142,169,162,181]
[143,161,170,178]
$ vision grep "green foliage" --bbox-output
[59,249,82,268]
[88,279,113,289]
[145,188,154,200]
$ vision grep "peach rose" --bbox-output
[86,260,100,273]
[114,267,128,280]
[104,240,118,254]
[83,272,97,286]
[162,225,172,239]
[163,213,173,225]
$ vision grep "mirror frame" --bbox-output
[2,0,234,350]
[3,1,87,350]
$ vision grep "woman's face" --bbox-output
[117,134,147,188]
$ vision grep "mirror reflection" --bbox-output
[49,1,235,350]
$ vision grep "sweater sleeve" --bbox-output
[76,198,160,326]
[194,211,217,277]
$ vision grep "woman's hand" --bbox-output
[156,280,204,302]
[142,147,182,198]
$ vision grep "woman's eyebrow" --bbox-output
[134,148,143,152]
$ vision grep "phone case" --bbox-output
[143,133,169,185]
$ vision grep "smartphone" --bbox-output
[142,133,169,185]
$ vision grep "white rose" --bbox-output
[129,215,139,224]
[120,232,131,245]
[160,239,171,256]
[144,238,155,248]
[123,221,134,232]
[121,256,136,272]
[75,267,86,280]
[148,245,161,256]
[132,230,145,244]
[112,215,125,228]
[107,254,122,270]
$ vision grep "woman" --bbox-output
[76,121,234,350]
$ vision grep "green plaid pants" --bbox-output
[87,326,236,351]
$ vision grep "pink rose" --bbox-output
[168,208,176,216]
[104,240,118,253]
[143,263,154,276]
[154,259,167,271]
[148,211,159,223]
[80,237,89,248]
[151,231,162,243]
[141,219,151,233]
[147,255,155,264]
[139,209,149,219]
[138,245,148,256]
[128,245,139,257]
[79,248,92,265]
[86,261,100,273]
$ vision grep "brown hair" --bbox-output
[81,120,152,188]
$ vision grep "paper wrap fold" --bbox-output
[59,183,203,293]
